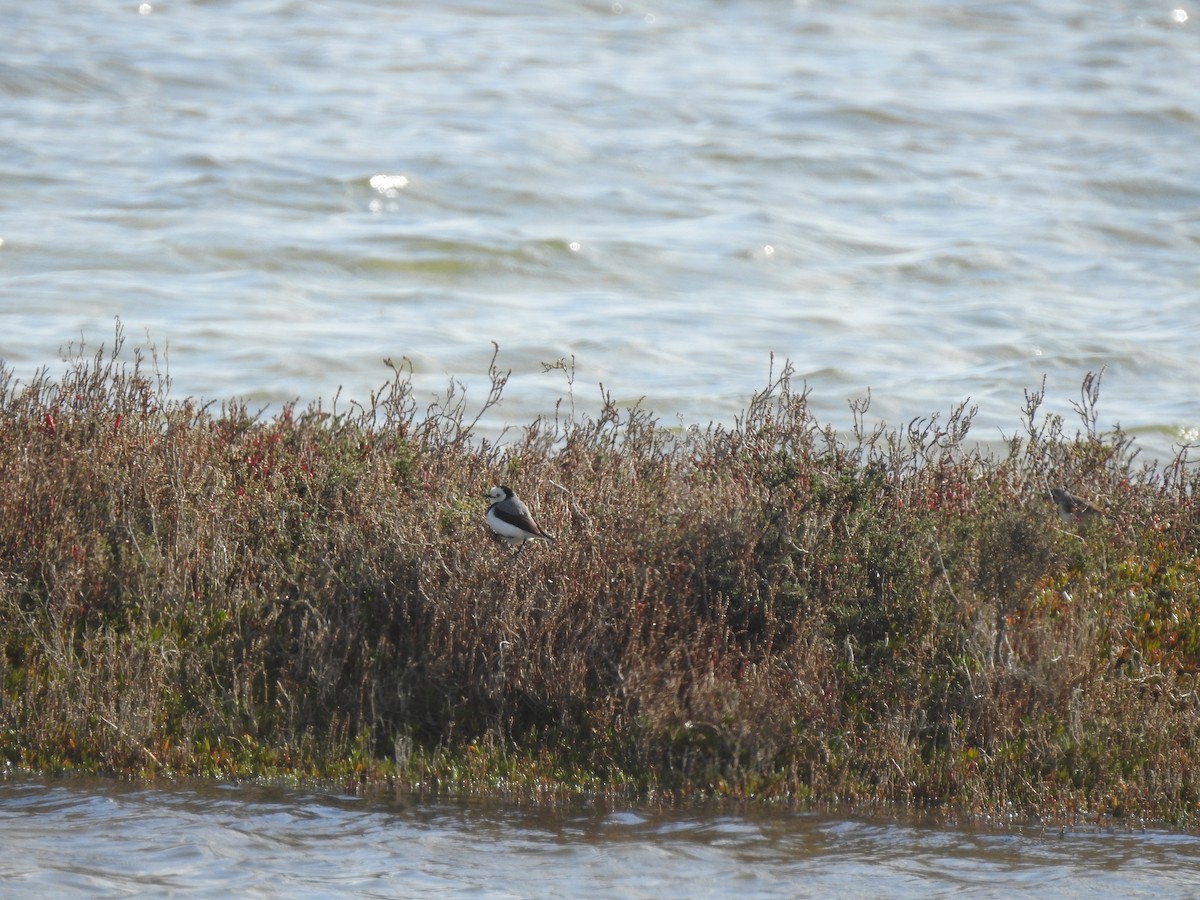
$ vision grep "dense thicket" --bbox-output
[3,331,1199,824]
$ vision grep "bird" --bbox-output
[484,485,555,550]
[1047,487,1103,524]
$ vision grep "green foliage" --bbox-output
[1,333,1199,825]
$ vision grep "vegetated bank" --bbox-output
[2,332,1199,827]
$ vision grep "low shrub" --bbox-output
[1,327,1198,824]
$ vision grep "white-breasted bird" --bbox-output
[484,485,555,549]
[1047,487,1103,524]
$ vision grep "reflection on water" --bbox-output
[1,777,1197,898]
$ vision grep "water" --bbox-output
[2,0,1198,461]
[1,777,1198,898]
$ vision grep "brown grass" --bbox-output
[2,325,1200,825]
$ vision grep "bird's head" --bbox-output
[485,485,513,503]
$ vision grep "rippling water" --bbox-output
[3,1,1198,461]
[2,777,1199,898]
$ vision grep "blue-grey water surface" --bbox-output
[2,777,1199,898]
[3,0,1199,461]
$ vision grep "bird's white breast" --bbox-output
[486,506,535,540]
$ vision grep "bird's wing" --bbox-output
[493,501,545,536]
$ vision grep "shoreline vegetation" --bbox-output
[3,326,1200,827]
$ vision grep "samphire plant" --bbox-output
[2,324,1198,825]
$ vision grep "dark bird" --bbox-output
[1048,487,1103,524]
[485,485,555,549]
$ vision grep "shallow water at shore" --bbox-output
[4,1,1199,463]
[2,777,1199,898]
